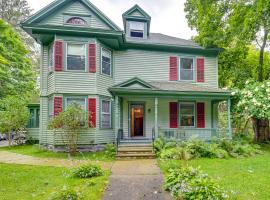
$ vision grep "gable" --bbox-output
[112,77,156,90]
[129,10,145,18]
[39,1,111,30]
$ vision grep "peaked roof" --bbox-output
[122,4,151,20]
[22,0,121,31]
[112,77,157,89]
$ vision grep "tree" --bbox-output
[184,0,270,141]
[0,0,40,70]
[0,19,36,98]
[0,95,30,146]
[48,103,93,156]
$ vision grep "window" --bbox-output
[66,97,86,111]
[101,48,112,76]
[129,21,144,38]
[48,98,53,120]
[67,43,86,71]
[49,44,54,70]
[27,107,40,128]
[180,57,194,81]
[180,103,195,127]
[101,100,111,128]
[66,17,87,25]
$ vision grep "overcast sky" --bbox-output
[27,0,196,39]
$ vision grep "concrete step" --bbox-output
[116,153,155,159]
[119,144,153,148]
[118,148,153,152]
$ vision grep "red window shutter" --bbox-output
[169,102,178,128]
[88,98,96,127]
[88,43,96,73]
[169,56,178,81]
[197,58,205,82]
[54,97,62,116]
[197,102,205,128]
[54,41,63,71]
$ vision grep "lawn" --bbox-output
[0,163,109,200]
[0,144,115,161]
[159,145,270,200]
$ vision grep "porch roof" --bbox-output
[109,77,231,99]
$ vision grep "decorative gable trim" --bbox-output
[122,4,151,20]
[112,77,157,89]
[22,0,121,31]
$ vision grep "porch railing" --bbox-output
[157,128,231,141]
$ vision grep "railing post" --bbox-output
[227,97,232,137]
[154,97,158,138]
[115,96,119,143]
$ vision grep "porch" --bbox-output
[110,78,232,144]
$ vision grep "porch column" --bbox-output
[154,97,158,137]
[227,97,232,137]
[115,96,119,140]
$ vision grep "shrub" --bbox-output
[72,164,103,178]
[165,166,229,200]
[153,136,166,155]
[160,147,192,160]
[104,143,116,158]
[50,186,83,200]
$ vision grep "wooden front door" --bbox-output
[130,103,145,137]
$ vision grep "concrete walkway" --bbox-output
[0,151,113,170]
[103,159,171,200]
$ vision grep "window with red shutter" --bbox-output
[54,97,62,116]
[88,98,96,127]
[88,43,96,73]
[197,58,205,82]
[169,102,178,128]
[54,41,63,71]
[169,57,178,81]
[197,102,205,128]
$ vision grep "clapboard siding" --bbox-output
[114,50,218,88]
[55,72,96,94]
[129,10,144,17]
[26,128,40,140]
[40,1,111,30]
[47,73,55,95]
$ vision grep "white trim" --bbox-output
[179,102,196,128]
[65,42,87,72]
[101,47,112,76]
[179,56,196,81]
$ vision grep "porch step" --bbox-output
[117,143,155,159]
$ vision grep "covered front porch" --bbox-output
[110,78,232,143]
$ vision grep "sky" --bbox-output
[27,0,196,39]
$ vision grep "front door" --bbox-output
[130,103,144,137]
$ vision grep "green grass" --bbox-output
[0,163,109,200]
[0,145,115,161]
[159,145,270,200]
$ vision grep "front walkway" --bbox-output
[0,151,112,169]
[103,159,171,200]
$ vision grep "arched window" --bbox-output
[66,17,87,25]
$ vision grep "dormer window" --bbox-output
[129,21,144,38]
[66,17,87,25]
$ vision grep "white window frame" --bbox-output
[129,21,145,38]
[65,42,87,72]
[179,57,195,81]
[179,102,196,128]
[101,47,112,76]
[65,96,87,111]
[101,99,112,129]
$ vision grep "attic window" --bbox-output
[129,21,144,38]
[66,17,87,25]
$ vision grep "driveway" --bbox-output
[103,159,171,200]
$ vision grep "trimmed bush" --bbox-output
[72,164,103,178]
[50,186,83,200]
[165,166,229,200]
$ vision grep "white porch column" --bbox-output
[227,97,232,137]
[154,97,158,137]
[115,96,119,140]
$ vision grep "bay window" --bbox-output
[180,102,195,127]
[67,43,86,71]
[101,100,111,128]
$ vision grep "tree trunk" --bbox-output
[8,132,11,147]
[258,28,269,82]
[252,118,270,142]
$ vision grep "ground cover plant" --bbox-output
[0,163,109,200]
[72,164,103,178]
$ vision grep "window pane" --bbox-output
[36,109,40,128]
[102,49,111,75]
[48,98,53,119]
[67,44,85,70]
[180,58,194,81]
[181,58,193,69]
[180,104,194,115]
[180,103,195,127]
[181,116,194,126]
[102,114,111,128]
[101,100,111,128]
[180,69,193,80]
[102,100,110,113]
[129,21,144,30]
[130,31,143,38]
[49,45,53,67]
[28,109,35,128]
[66,98,86,110]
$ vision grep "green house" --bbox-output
[22,0,231,150]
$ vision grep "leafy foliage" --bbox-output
[50,186,84,200]
[72,164,103,179]
[0,19,36,98]
[0,95,30,146]
[165,166,229,200]
[48,103,91,156]
[104,143,116,158]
